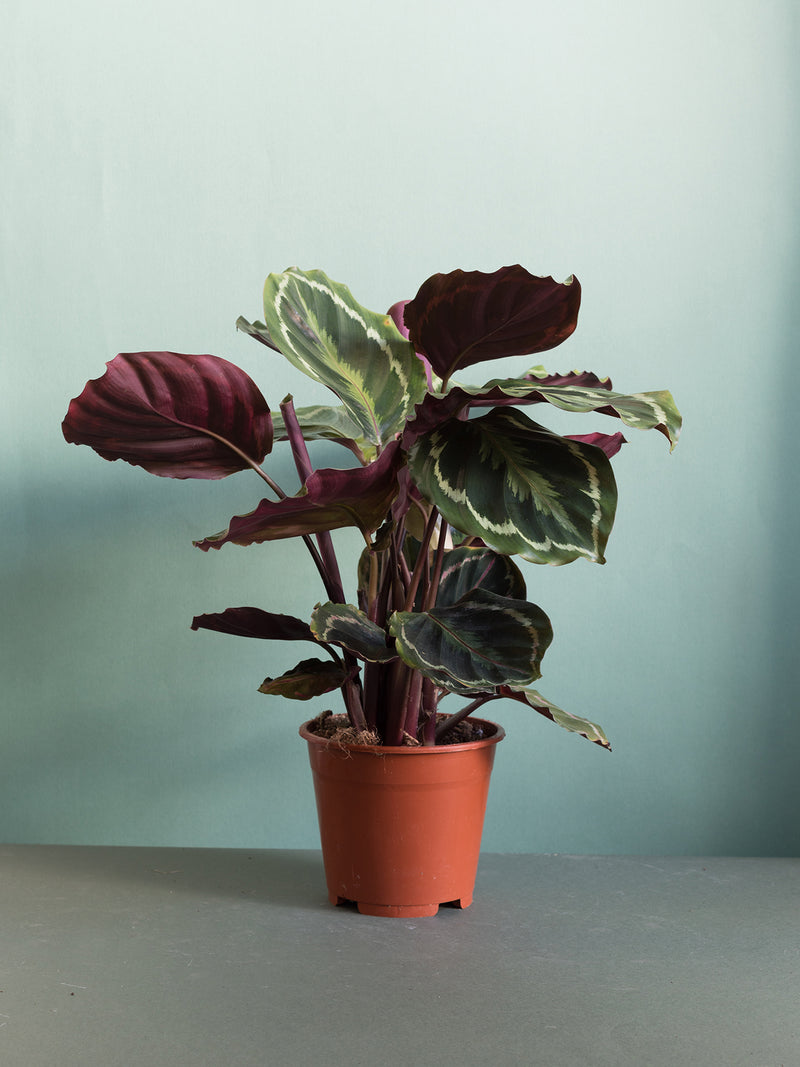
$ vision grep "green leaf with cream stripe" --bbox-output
[270,402,377,463]
[498,685,611,749]
[454,372,682,450]
[260,268,427,447]
[436,546,527,606]
[389,588,553,694]
[409,408,618,565]
[311,603,397,663]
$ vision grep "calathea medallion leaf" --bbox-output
[310,603,397,663]
[62,352,273,479]
[258,658,350,700]
[498,685,611,749]
[194,439,402,551]
[409,408,618,565]
[402,265,581,383]
[435,546,527,607]
[389,588,553,694]
[260,268,427,447]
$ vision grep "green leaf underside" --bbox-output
[436,546,527,606]
[457,374,682,450]
[409,408,618,566]
[258,658,349,700]
[310,603,397,662]
[261,268,427,446]
[500,686,611,749]
[389,588,553,694]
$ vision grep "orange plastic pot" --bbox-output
[300,716,505,917]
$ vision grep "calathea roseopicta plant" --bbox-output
[63,265,680,748]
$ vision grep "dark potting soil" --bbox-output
[308,711,494,747]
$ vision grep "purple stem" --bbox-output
[434,695,494,743]
[280,396,365,730]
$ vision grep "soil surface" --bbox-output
[307,711,495,747]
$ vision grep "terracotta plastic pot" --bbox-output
[300,716,505,917]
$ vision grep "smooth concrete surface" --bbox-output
[1,847,798,1066]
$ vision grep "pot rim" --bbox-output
[299,715,505,755]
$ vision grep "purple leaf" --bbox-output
[565,432,626,459]
[194,439,403,551]
[63,352,272,479]
[191,607,316,642]
[403,266,581,381]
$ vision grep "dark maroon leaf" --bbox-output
[194,439,403,551]
[62,352,272,479]
[403,266,581,381]
[191,608,315,642]
[258,658,350,700]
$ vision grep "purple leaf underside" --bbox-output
[62,352,272,479]
[191,607,315,642]
[194,439,403,551]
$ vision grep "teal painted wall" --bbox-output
[2,0,798,853]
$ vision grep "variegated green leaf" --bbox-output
[311,603,397,663]
[260,268,427,447]
[235,314,281,352]
[389,588,553,694]
[409,408,618,566]
[450,373,682,450]
[258,658,350,700]
[270,402,376,463]
[436,546,527,606]
[499,685,611,749]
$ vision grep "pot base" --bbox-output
[332,894,472,918]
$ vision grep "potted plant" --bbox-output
[63,264,680,916]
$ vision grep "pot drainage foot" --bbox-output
[329,894,473,917]
[355,901,441,917]
[442,895,473,910]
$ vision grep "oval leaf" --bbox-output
[389,588,553,694]
[259,658,349,700]
[403,266,581,382]
[311,603,396,663]
[191,608,315,642]
[261,268,427,446]
[499,686,611,749]
[62,352,272,479]
[409,408,618,565]
[436,546,527,607]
